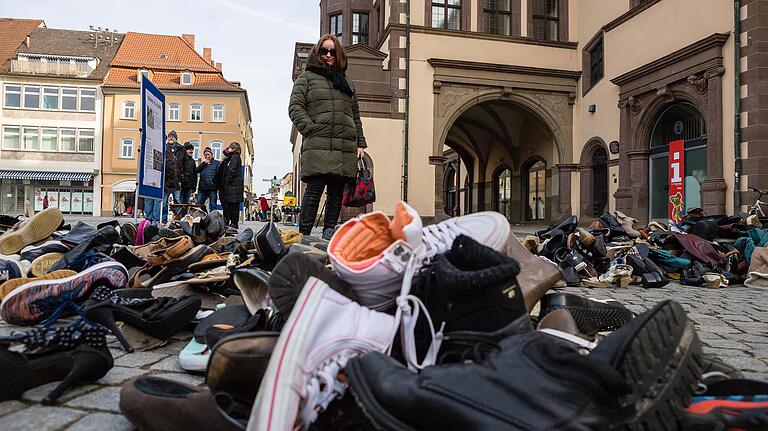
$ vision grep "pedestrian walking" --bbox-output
[289,34,367,240]
[195,147,220,211]
[215,142,244,228]
[259,195,269,220]
[176,142,197,216]
[42,194,49,210]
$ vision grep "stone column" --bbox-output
[556,163,578,219]
[700,66,727,215]
[615,97,637,215]
[627,149,651,224]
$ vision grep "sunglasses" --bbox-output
[318,47,337,57]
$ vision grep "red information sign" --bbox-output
[668,139,685,223]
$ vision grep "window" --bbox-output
[4,85,21,108]
[432,0,461,30]
[60,129,76,151]
[78,129,94,152]
[23,86,40,108]
[189,140,201,160]
[330,13,343,38]
[23,127,39,150]
[79,88,96,111]
[61,87,78,110]
[41,128,57,151]
[181,71,192,85]
[589,38,604,86]
[526,160,546,221]
[120,138,134,158]
[494,167,512,220]
[352,13,369,44]
[531,0,559,41]
[190,103,202,121]
[123,101,136,119]
[631,0,651,7]
[2,126,20,149]
[484,0,515,36]
[168,103,181,121]
[210,140,223,160]
[212,104,225,122]
[41,87,60,110]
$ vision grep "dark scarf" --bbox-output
[307,64,354,96]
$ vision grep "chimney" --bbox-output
[181,33,195,49]
[215,62,222,71]
[203,47,212,63]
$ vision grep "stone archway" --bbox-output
[579,137,610,218]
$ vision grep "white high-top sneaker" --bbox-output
[328,201,511,370]
[247,277,396,431]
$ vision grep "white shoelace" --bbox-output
[393,220,467,371]
[299,353,352,425]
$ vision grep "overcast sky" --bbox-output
[2,0,319,195]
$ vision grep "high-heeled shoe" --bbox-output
[83,286,201,352]
[0,324,113,405]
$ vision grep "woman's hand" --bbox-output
[357,148,365,159]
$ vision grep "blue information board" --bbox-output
[138,78,166,200]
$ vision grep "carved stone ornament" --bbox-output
[687,74,708,93]
[567,92,577,105]
[501,86,514,99]
[433,80,442,94]
[704,66,726,80]
[618,96,642,114]
[656,85,673,99]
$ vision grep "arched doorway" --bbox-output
[524,159,546,221]
[591,147,608,216]
[649,102,707,220]
[443,164,457,217]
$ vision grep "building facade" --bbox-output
[101,32,253,216]
[0,21,116,215]
[293,0,765,225]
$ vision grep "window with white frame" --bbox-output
[210,140,223,160]
[168,103,181,121]
[24,85,41,109]
[61,87,77,110]
[189,140,201,160]
[2,126,20,149]
[41,128,57,151]
[43,87,59,110]
[190,103,202,121]
[120,138,134,158]
[23,127,39,150]
[123,101,136,119]
[3,85,21,108]
[352,12,369,44]
[78,129,94,152]
[60,129,76,151]
[212,104,224,122]
[182,71,192,85]
[79,88,96,111]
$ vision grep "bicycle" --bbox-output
[747,187,768,218]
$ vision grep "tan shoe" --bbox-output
[0,269,77,299]
[0,208,63,255]
[502,232,562,312]
[31,252,65,277]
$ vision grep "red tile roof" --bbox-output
[0,18,44,67]
[103,68,243,92]
[110,32,218,72]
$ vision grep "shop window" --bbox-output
[120,138,134,158]
[432,0,462,30]
[484,0,516,36]
[526,160,546,221]
[4,85,21,108]
[352,12,369,44]
[330,13,343,38]
[531,0,559,41]
[494,166,512,221]
[649,102,707,220]
[2,126,20,149]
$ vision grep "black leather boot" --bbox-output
[347,300,702,431]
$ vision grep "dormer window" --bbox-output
[139,69,150,82]
[182,71,192,85]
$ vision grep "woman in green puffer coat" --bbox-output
[289,34,367,240]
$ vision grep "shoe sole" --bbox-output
[0,269,77,300]
[0,208,63,255]
[682,400,768,430]
[31,253,65,277]
[0,261,128,325]
[612,300,703,430]
[250,277,328,431]
[541,294,634,336]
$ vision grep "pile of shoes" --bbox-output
[1,203,764,430]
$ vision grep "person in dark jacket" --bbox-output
[145,130,180,223]
[288,34,367,240]
[215,142,244,228]
[195,147,220,211]
[176,142,197,213]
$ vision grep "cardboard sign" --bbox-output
[283,196,297,207]
[668,139,685,223]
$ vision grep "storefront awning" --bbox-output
[112,180,136,192]
[0,170,93,182]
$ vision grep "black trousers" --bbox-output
[300,175,345,235]
[222,201,241,228]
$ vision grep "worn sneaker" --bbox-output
[0,269,77,300]
[248,277,396,431]
[19,240,70,263]
[0,208,63,255]
[0,255,29,284]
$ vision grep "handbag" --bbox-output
[343,158,376,207]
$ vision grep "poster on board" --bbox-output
[138,77,165,200]
[668,139,685,224]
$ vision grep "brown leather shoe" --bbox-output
[502,232,562,312]
[537,309,593,341]
[206,331,279,404]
